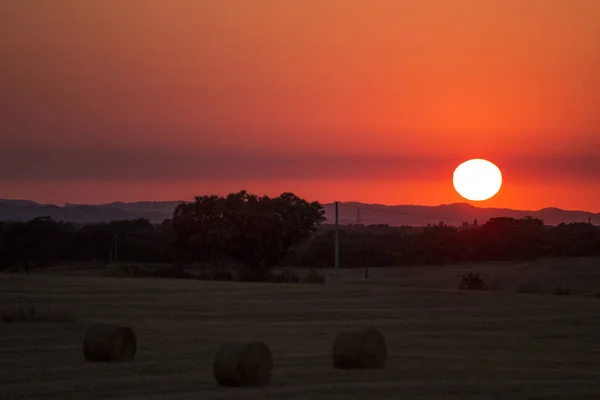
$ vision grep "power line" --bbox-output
[338,202,466,224]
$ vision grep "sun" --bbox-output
[453,159,502,201]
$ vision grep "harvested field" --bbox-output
[1,257,600,399]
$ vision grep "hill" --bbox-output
[0,198,597,226]
[324,202,599,227]
[0,199,181,223]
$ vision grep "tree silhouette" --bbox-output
[171,191,325,271]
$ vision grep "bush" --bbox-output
[302,269,325,284]
[212,270,234,281]
[281,270,302,283]
[553,286,572,296]
[0,304,76,323]
[236,269,270,283]
[103,264,195,280]
[194,270,211,280]
[147,265,195,279]
[103,264,140,277]
[516,282,543,294]
[458,273,487,291]
[1,304,36,322]
[233,269,302,283]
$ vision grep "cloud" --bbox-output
[0,147,598,183]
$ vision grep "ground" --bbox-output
[1,257,600,399]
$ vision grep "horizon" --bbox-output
[2,195,599,215]
[2,1,599,211]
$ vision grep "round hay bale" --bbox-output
[213,341,273,387]
[333,327,387,369]
[83,323,137,362]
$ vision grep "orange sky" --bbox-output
[1,0,599,211]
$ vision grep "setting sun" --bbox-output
[453,159,503,201]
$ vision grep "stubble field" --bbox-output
[1,257,600,399]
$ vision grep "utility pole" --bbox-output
[113,235,118,263]
[334,201,340,282]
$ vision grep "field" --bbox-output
[2,257,600,399]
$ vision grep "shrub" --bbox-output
[103,264,140,277]
[266,271,284,283]
[0,304,36,322]
[553,286,572,296]
[458,273,487,291]
[212,270,234,282]
[281,270,301,283]
[266,270,301,283]
[516,282,543,294]
[147,265,194,279]
[236,269,270,283]
[103,264,194,280]
[195,270,212,281]
[302,269,325,284]
[232,268,303,284]
[0,304,76,323]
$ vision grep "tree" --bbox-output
[171,191,326,270]
[171,194,239,265]
[72,223,114,264]
[0,217,75,271]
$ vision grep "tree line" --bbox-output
[1,191,599,272]
[289,217,600,267]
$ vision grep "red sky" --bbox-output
[1,0,599,211]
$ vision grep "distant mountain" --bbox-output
[322,202,599,227]
[0,198,597,226]
[0,199,182,223]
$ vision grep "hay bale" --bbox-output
[83,323,137,362]
[213,342,273,386]
[333,327,387,369]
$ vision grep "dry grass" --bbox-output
[1,257,600,399]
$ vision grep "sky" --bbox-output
[1,0,599,211]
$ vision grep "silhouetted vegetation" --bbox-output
[169,191,325,272]
[553,286,572,296]
[287,218,600,268]
[302,269,326,284]
[0,303,76,323]
[1,192,599,279]
[458,273,487,291]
